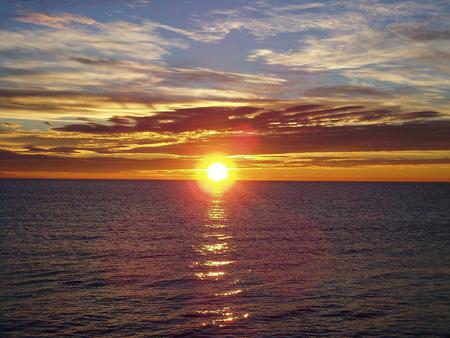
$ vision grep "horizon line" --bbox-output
[1,177,449,183]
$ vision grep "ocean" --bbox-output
[1,179,449,337]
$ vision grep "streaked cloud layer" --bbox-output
[0,0,449,181]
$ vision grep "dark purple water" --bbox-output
[1,180,449,336]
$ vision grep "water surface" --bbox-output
[1,180,449,336]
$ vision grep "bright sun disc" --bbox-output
[207,162,229,182]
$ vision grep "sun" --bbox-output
[196,154,235,193]
[207,162,229,182]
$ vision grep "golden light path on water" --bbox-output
[191,191,250,327]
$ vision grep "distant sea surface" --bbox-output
[1,179,449,337]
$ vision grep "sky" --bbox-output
[0,0,449,181]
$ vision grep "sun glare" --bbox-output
[196,154,235,193]
[207,162,229,182]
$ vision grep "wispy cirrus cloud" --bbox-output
[304,86,391,98]
[0,11,288,110]
[0,17,185,98]
[17,12,97,28]
[234,1,450,100]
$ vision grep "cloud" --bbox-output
[49,102,450,155]
[17,12,97,28]
[237,1,450,99]
[5,98,447,163]
[305,86,390,98]
[0,122,21,132]
[52,106,261,133]
[2,5,449,114]
[0,88,265,120]
[195,0,448,44]
[236,152,450,168]
[247,27,448,72]
[24,145,79,154]
[194,1,361,41]
[15,10,212,42]
[149,121,450,155]
[0,122,20,128]
[0,14,189,97]
[161,67,286,87]
[52,102,447,132]
[0,149,196,172]
[0,10,286,111]
[1,148,449,179]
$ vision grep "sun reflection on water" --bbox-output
[204,260,234,266]
[191,191,250,327]
[198,242,229,253]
